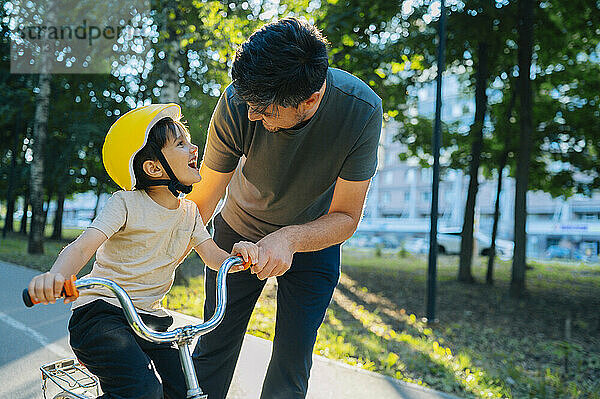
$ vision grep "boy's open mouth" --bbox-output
[188,158,198,169]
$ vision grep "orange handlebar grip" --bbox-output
[23,274,79,307]
[63,275,79,300]
[235,254,253,270]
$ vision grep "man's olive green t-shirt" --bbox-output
[202,68,383,241]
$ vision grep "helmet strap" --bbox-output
[146,142,193,198]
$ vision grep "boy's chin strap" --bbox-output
[145,179,193,198]
[145,143,193,198]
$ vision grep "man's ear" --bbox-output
[301,91,321,110]
[143,159,163,178]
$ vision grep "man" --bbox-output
[188,17,382,399]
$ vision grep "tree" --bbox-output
[484,83,517,284]
[510,0,532,297]
[388,1,519,284]
[0,18,34,237]
[28,72,50,254]
[458,39,489,283]
[508,0,600,296]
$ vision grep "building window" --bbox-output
[382,192,391,205]
[579,213,599,221]
[385,153,395,167]
[530,213,552,221]
[422,191,431,202]
[384,171,394,185]
[421,168,432,183]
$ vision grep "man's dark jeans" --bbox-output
[192,213,341,399]
[69,299,187,399]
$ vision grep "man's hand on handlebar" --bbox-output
[252,231,294,280]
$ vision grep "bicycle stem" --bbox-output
[178,342,207,399]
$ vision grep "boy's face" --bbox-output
[160,127,201,185]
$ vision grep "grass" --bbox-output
[0,228,94,274]
[332,249,600,398]
[165,248,600,398]
[2,230,599,398]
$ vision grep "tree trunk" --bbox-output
[458,41,489,283]
[42,192,50,229]
[51,191,65,240]
[20,194,29,235]
[3,198,15,236]
[41,193,53,237]
[487,85,517,284]
[28,72,51,254]
[487,152,508,284]
[92,187,102,221]
[511,0,534,298]
[3,120,20,237]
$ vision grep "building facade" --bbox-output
[361,77,600,259]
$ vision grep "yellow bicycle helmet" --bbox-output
[103,103,192,197]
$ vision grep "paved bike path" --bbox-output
[0,260,459,399]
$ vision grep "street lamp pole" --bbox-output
[426,0,446,323]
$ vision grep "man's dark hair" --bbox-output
[132,117,188,190]
[231,17,329,112]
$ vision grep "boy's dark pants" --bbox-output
[69,299,187,399]
[192,213,341,399]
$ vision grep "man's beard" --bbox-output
[262,121,280,133]
[262,110,309,133]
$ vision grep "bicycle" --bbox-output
[23,255,246,399]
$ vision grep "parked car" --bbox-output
[544,245,584,260]
[404,237,429,254]
[425,230,514,260]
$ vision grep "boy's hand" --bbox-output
[231,241,258,272]
[28,272,73,305]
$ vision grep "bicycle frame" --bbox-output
[27,255,244,399]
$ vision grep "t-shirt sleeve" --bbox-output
[339,103,383,181]
[190,209,211,248]
[89,192,127,239]
[202,90,244,173]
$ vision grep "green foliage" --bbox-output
[6,0,595,229]
[0,0,265,238]
[389,0,600,199]
[374,243,383,258]
[163,275,205,316]
[397,246,409,258]
[317,0,424,116]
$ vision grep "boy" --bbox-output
[27,103,257,398]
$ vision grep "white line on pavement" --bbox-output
[0,311,70,358]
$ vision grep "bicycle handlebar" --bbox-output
[23,256,244,345]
